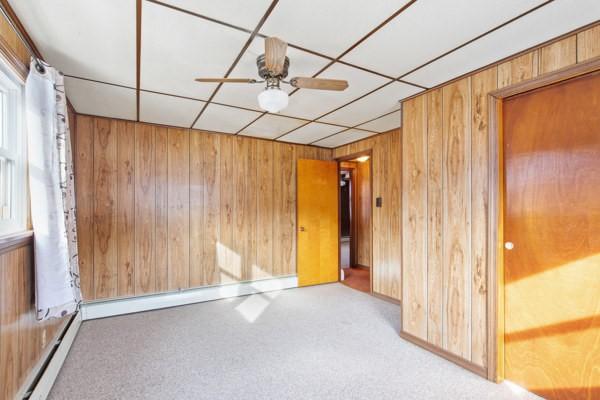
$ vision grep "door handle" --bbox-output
[299,226,306,232]
[504,242,514,250]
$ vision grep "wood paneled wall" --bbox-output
[355,161,371,268]
[0,242,67,400]
[0,11,71,400]
[333,129,402,301]
[400,23,600,373]
[74,115,332,301]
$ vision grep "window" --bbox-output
[0,60,25,235]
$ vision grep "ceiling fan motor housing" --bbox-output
[257,54,290,79]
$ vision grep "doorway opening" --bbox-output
[338,153,372,294]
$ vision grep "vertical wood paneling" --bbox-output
[256,141,274,278]
[232,137,253,281]
[402,97,428,339]
[0,249,19,399]
[93,118,117,299]
[134,124,156,294]
[427,88,444,347]
[388,130,402,299]
[470,68,497,367]
[497,51,539,89]
[442,78,471,359]
[74,115,94,300]
[117,121,135,297]
[355,160,371,268]
[155,127,169,292]
[201,132,220,286]
[189,130,204,288]
[540,36,577,74]
[167,128,190,290]
[1,245,66,400]
[273,142,295,276]
[218,134,236,283]
[577,25,600,62]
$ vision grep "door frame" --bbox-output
[487,56,600,382]
[336,150,373,294]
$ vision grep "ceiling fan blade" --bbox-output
[289,77,349,91]
[195,78,257,83]
[265,37,287,76]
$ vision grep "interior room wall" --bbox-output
[73,114,332,301]
[0,12,69,400]
[333,129,401,302]
[400,23,600,374]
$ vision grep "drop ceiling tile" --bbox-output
[140,91,204,128]
[313,129,375,148]
[341,0,546,77]
[357,111,402,133]
[213,38,330,111]
[141,0,250,100]
[9,0,136,86]
[157,0,273,30]
[404,0,600,88]
[319,82,419,126]
[193,103,262,134]
[281,63,389,120]
[239,114,307,139]
[277,122,344,145]
[65,78,136,120]
[260,0,412,58]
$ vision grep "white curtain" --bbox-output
[26,59,81,321]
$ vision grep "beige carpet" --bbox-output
[49,284,540,400]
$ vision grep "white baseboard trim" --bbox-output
[81,275,298,320]
[27,312,82,400]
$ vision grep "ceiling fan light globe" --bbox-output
[257,87,288,113]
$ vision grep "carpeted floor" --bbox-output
[342,267,370,293]
[49,284,540,400]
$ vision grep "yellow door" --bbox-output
[297,159,339,286]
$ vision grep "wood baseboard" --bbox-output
[353,264,370,270]
[399,330,488,379]
[372,291,401,305]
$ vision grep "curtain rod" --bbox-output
[0,2,46,73]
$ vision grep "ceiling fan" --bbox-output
[195,37,349,113]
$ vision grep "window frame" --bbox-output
[0,56,26,236]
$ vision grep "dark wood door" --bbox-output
[503,72,600,399]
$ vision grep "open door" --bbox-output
[297,159,339,286]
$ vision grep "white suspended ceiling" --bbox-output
[9,0,600,147]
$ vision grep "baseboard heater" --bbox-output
[22,312,82,400]
[81,275,299,320]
